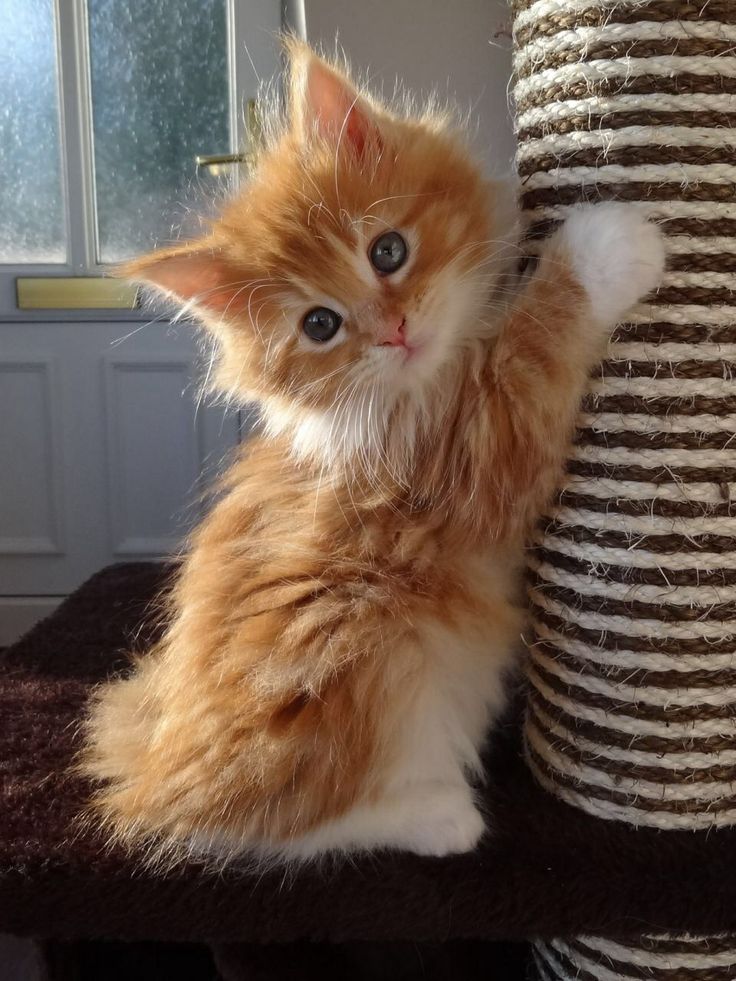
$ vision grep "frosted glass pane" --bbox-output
[88,0,230,263]
[0,0,65,263]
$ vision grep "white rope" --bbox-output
[528,644,736,709]
[530,555,736,606]
[533,942,581,981]
[628,305,736,328]
[610,340,736,363]
[526,717,736,799]
[578,935,736,970]
[561,476,733,503]
[515,21,736,74]
[523,161,736,189]
[528,588,736,640]
[571,443,736,469]
[667,236,736,256]
[532,618,736,673]
[535,534,736,572]
[660,271,736,291]
[514,57,736,104]
[516,93,736,133]
[514,0,677,35]
[527,666,736,737]
[579,411,736,434]
[530,698,736,769]
[548,505,736,537]
[517,126,736,164]
[528,753,736,829]
[524,200,736,224]
[587,376,736,399]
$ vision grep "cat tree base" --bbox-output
[2,563,736,954]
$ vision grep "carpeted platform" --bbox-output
[0,563,733,945]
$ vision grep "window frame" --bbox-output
[0,0,287,321]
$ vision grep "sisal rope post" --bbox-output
[511,0,736,976]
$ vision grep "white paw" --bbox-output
[556,203,666,326]
[404,785,485,857]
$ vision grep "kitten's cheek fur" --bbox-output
[556,203,666,327]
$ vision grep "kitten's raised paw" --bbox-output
[557,203,666,326]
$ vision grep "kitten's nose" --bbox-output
[378,316,407,347]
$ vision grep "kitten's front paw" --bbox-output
[405,785,486,857]
[556,203,666,326]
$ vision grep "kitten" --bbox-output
[82,40,665,864]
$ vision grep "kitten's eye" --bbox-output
[302,306,343,342]
[369,231,408,274]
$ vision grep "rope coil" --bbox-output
[513,0,736,974]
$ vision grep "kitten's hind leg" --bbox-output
[83,556,515,865]
[275,610,516,861]
[280,779,485,860]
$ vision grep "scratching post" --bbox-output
[512,0,736,976]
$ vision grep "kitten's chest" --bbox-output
[355,514,521,611]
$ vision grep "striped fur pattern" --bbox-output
[530,934,736,981]
[513,0,736,838]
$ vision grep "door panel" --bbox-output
[0,320,239,597]
[0,358,64,555]
[105,357,204,555]
[0,0,284,644]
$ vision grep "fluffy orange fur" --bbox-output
[81,40,664,863]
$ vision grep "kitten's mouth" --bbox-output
[376,339,420,361]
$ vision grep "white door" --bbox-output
[0,0,283,642]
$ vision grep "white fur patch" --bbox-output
[263,390,384,466]
[280,781,485,859]
[558,203,666,325]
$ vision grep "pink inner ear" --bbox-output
[135,253,247,315]
[305,59,376,156]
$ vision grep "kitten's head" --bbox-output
[125,40,517,471]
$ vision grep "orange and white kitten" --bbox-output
[83,41,665,864]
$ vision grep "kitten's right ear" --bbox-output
[286,38,381,157]
[120,241,248,318]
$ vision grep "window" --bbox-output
[2,0,65,264]
[0,0,281,314]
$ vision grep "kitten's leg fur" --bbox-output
[274,781,485,860]
[270,602,519,860]
[518,204,664,363]
[96,531,520,862]
[85,557,519,863]
[477,204,665,537]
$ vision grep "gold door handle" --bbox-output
[195,152,252,175]
[196,99,261,175]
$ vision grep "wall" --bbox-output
[302,0,516,175]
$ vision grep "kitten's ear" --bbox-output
[288,40,381,156]
[120,241,247,318]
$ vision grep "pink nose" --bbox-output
[378,316,407,347]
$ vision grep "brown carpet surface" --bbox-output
[0,563,733,943]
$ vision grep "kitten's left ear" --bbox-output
[118,240,249,320]
[288,40,382,157]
